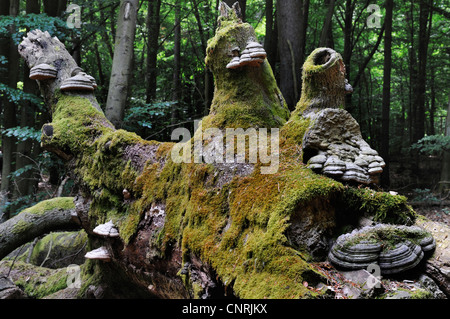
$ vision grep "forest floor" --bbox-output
[414,204,450,226]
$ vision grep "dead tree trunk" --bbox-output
[0,197,79,260]
[15,3,420,299]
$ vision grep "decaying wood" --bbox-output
[0,198,79,260]
[12,2,447,299]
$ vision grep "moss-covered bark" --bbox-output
[0,197,79,260]
[16,10,417,299]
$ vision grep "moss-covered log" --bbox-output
[0,197,79,260]
[16,4,418,299]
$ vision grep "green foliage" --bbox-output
[123,100,177,139]
[411,188,440,203]
[3,126,41,142]
[0,83,43,105]
[411,135,450,155]
[0,13,70,45]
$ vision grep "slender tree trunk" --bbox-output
[429,66,435,135]
[192,0,213,115]
[145,0,161,103]
[105,0,139,128]
[13,0,41,207]
[171,0,182,125]
[412,0,432,144]
[406,6,417,146]
[380,0,393,187]
[1,0,20,219]
[342,0,354,110]
[277,0,303,110]
[439,94,450,194]
[300,0,310,65]
[264,0,277,66]
[43,0,58,17]
[319,0,335,47]
[0,0,10,223]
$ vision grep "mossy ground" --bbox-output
[0,260,72,299]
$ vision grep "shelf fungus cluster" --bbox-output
[328,224,436,275]
[226,41,267,69]
[84,220,120,262]
[295,48,386,185]
[303,109,385,184]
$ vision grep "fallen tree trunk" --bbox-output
[15,3,421,299]
[0,197,79,260]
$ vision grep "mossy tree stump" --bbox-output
[14,4,417,299]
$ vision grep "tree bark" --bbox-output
[319,0,335,48]
[171,0,182,124]
[0,198,79,261]
[105,0,139,128]
[380,0,393,187]
[1,0,20,217]
[145,0,161,103]
[12,0,41,208]
[223,0,246,21]
[412,0,432,144]
[276,0,303,109]
[439,94,450,194]
[264,0,277,67]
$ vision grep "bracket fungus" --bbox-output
[226,41,267,69]
[29,63,57,80]
[303,108,385,185]
[328,224,435,275]
[296,48,385,185]
[93,220,120,238]
[85,246,111,262]
[60,72,95,92]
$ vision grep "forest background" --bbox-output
[0,0,449,222]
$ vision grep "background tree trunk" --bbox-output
[276,0,303,110]
[319,0,336,48]
[412,0,432,144]
[0,0,20,220]
[145,0,161,103]
[171,0,181,125]
[264,0,277,67]
[439,94,450,194]
[380,0,393,187]
[105,0,139,128]
[12,0,41,210]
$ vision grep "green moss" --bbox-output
[12,219,32,234]
[340,187,416,225]
[21,197,74,215]
[409,288,434,299]
[204,20,289,130]
[4,260,70,299]
[294,47,346,114]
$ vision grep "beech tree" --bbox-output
[105,0,139,128]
